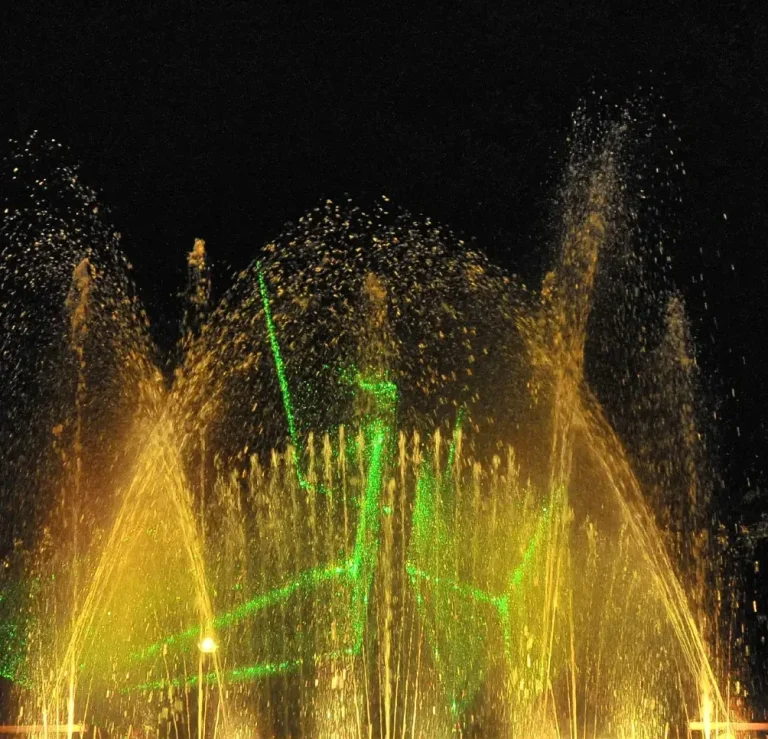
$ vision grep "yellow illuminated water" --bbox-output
[0,125,750,736]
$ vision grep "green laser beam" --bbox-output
[129,644,365,693]
[445,406,465,480]
[510,505,549,589]
[129,658,304,693]
[356,376,398,407]
[258,260,325,493]
[405,564,501,608]
[257,261,298,452]
[131,562,352,662]
[350,419,388,648]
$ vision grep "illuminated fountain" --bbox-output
[0,125,751,737]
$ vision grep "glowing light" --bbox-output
[198,636,217,654]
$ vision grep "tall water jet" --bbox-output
[541,138,614,737]
[62,257,94,739]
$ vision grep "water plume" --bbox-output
[0,121,749,737]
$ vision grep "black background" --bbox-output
[1,0,767,700]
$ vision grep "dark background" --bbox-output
[1,0,767,698]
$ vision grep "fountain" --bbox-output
[0,123,751,737]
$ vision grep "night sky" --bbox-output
[2,0,768,698]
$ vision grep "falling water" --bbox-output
[0,123,750,737]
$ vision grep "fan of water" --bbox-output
[0,124,747,737]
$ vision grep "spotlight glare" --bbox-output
[199,636,217,654]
